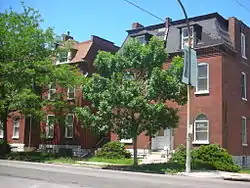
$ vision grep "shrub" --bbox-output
[7,151,59,162]
[168,144,186,163]
[169,144,241,172]
[0,140,11,157]
[192,144,241,172]
[95,141,131,159]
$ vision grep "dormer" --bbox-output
[130,32,153,45]
[179,24,202,49]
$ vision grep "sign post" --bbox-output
[177,0,197,173]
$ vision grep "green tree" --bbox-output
[0,3,82,150]
[76,37,186,165]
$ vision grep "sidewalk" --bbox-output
[179,171,250,182]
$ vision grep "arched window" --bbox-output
[194,114,209,144]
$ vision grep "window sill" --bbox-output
[0,137,3,139]
[242,144,248,147]
[192,141,209,145]
[194,90,209,95]
[242,98,248,102]
[67,98,75,101]
[120,139,133,144]
[12,136,19,140]
[65,136,73,139]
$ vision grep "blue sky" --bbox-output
[1,0,250,46]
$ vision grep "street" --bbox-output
[0,160,249,188]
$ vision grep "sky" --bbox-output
[1,0,250,46]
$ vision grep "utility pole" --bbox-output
[176,0,192,173]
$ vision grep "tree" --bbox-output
[0,3,82,150]
[76,37,186,165]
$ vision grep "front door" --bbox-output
[151,128,171,151]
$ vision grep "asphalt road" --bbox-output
[0,160,249,188]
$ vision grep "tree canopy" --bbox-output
[0,3,82,145]
[76,37,186,165]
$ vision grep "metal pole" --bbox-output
[176,0,192,173]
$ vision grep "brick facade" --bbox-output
[110,13,250,166]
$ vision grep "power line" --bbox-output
[123,0,164,22]
[232,0,250,13]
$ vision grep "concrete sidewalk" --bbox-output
[179,171,250,182]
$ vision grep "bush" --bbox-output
[7,151,59,162]
[169,144,186,163]
[192,144,241,172]
[95,141,131,159]
[169,144,241,172]
[0,140,11,157]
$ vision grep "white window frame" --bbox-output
[56,51,71,65]
[181,26,194,49]
[193,114,209,144]
[12,119,20,139]
[241,33,247,59]
[241,72,247,101]
[65,114,74,138]
[48,83,56,101]
[46,114,55,138]
[120,138,133,144]
[67,87,75,100]
[242,116,248,146]
[120,129,133,144]
[0,121,3,139]
[195,63,209,95]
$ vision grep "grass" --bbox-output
[240,169,250,174]
[46,157,77,164]
[86,157,135,165]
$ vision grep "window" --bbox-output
[57,51,68,63]
[12,119,20,139]
[241,72,247,101]
[0,121,3,139]
[46,115,55,138]
[67,87,75,100]
[156,128,165,137]
[241,33,246,59]
[136,35,146,44]
[242,116,247,146]
[193,114,209,144]
[181,27,194,49]
[48,83,56,101]
[120,129,132,144]
[196,63,209,94]
[65,114,74,138]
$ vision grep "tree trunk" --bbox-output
[133,136,138,166]
[2,111,8,153]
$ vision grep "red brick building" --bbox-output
[111,13,250,167]
[1,34,119,154]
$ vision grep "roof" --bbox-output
[71,40,92,63]
[69,35,119,63]
[124,12,235,53]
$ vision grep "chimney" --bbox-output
[164,17,172,42]
[62,31,74,41]
[228,17,240,49]
[132,22,144,29]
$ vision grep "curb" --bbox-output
[223,177,250,182]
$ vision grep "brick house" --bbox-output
[111,12,250,167]
[0,34,119,154]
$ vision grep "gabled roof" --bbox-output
[69,35,119,63]
[71,40,92,63]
